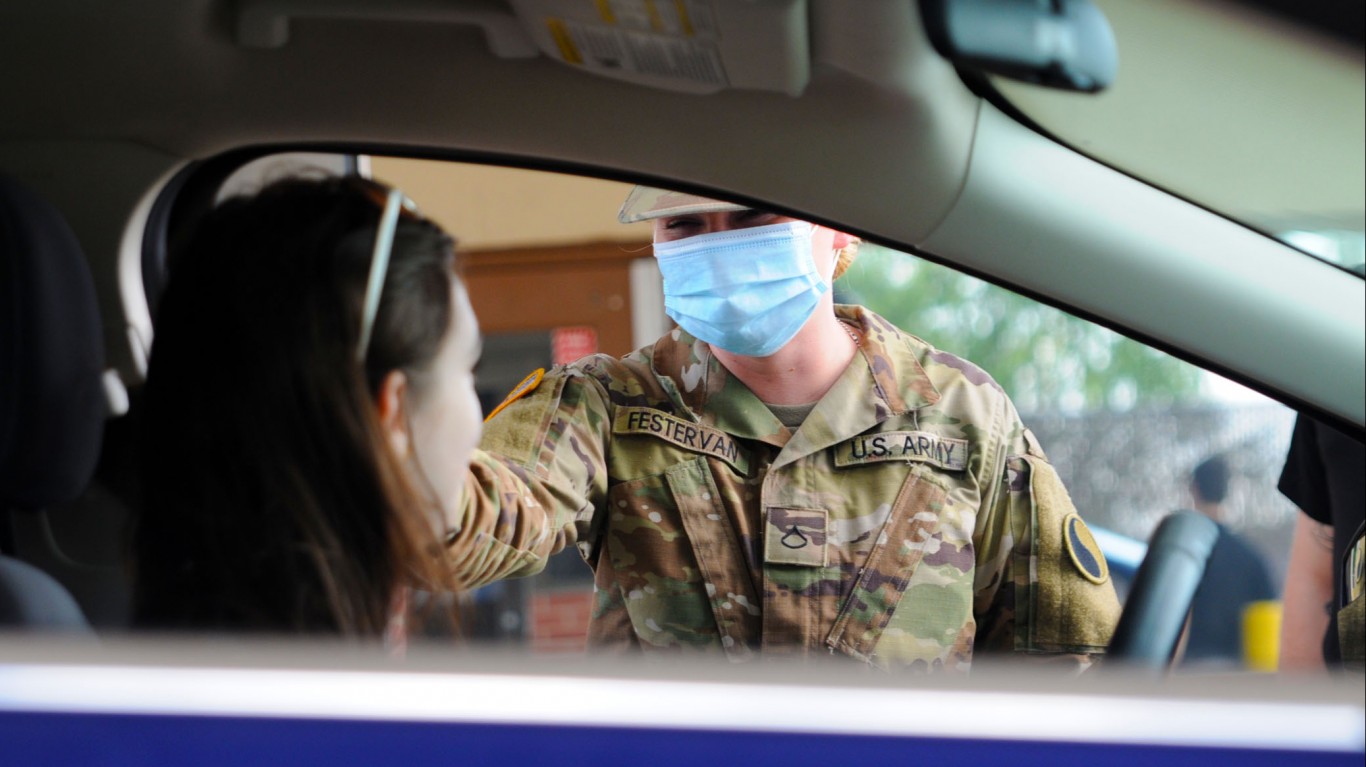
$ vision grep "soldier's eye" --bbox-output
[662,217,701,231]
[731,210,782,230]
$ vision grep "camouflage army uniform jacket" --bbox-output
[461,305,1120,671]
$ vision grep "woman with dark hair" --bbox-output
[132,176,554,639]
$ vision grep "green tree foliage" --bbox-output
[836,244,1202,414]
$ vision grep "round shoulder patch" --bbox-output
[484,368,545,423]
[1063,513,1110,585]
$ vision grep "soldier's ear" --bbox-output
[376,370,412,458]
[830,230,857,249]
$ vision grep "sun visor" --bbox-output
[507,0,810,96]
[235,0,809,95]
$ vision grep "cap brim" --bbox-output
[617,185,747,224]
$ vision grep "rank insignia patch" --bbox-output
[763,507,828,568]
[1063,513,1109,585]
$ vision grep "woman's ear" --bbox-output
[376,370,411,458]
[830,229,857,249]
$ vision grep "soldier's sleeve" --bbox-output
[973,402,1121,660]
[447,366,611,590]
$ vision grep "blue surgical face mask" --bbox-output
[654,221,828,357]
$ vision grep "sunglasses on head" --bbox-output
[352,180,420,364]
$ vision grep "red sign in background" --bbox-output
[552,325,598,365]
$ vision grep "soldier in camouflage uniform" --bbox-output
[454,188,1120,671]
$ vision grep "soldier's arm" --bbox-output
[1279,513,1333,671]
[445,368,611,589]
[973,404,1121,668]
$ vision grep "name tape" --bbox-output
[613,407,748,472]
[835,431,968,472]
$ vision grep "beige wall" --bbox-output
[370,157,654,251]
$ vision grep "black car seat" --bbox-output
[0,172,126,631]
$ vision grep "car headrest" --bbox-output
[0,174,106,509]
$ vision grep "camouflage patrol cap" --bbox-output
[617,185,746,224]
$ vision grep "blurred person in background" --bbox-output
[1180,455,1276,668]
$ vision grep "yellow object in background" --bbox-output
[1242,600,1282,672]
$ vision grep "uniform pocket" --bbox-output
[668,457,763,658]
[601,457,759,656]
[825,467,948,664]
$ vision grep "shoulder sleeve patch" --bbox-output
[1021,455,1120,653]
[1062,513,1109,585]
[485,368,544,423]
[479,369,565,468]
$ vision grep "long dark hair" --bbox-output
[133,176,459,636]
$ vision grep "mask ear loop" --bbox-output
[808,223,846,290]
[798,222,836,291]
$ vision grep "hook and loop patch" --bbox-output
[485,368,545,423]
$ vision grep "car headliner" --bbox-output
[0,0,1362,428]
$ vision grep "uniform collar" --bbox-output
[650,305,941,458]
